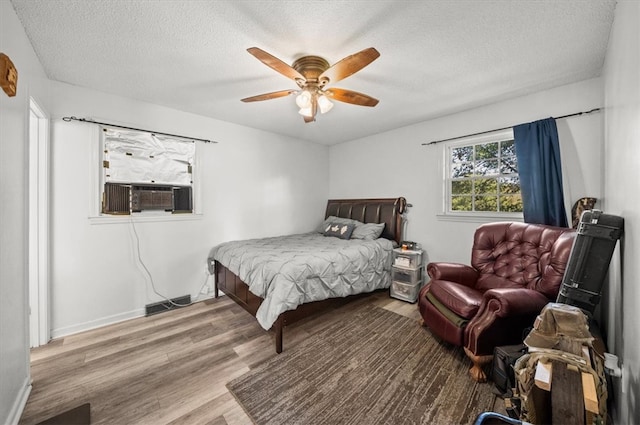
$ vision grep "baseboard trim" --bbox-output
[51,308,145,339]
[49,293,218,339]
[49,293,218,340]
[6,377,31,425]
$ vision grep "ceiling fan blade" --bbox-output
[241,89,297,102]
[325,88,379,107]
[247,47,305,82]
[319,47,380,84]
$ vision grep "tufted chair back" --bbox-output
[471,222,576,299]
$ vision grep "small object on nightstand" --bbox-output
[400,240,420,250]
[390,248,424,303]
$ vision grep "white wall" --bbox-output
[5,0,634,422]
[47,81,329,337]
[0,0,49,423]
[329,78,603,265]
[602,1,640,423]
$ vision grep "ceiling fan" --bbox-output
[241,47,380,123]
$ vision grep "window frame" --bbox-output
[438,128,524,223]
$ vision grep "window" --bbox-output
[100,127,195,215]
[445,129,522,215]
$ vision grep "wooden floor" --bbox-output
[19,292,425,425]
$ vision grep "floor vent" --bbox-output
[145,295,191,316]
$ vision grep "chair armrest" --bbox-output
[465,288,551,356]
[481,288,550,318]
[427,262,479,287]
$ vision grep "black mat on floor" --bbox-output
[36,403,90,425]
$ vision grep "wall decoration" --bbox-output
[0,53,17,97]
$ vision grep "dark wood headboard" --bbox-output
[325,197,407,245]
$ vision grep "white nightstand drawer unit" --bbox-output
[390,248,424,303]
[393,248,423,268]
[390,280,421,303]
[391,265,422,285]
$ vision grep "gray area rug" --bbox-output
[227,303,495,424]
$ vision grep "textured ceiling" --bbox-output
[10,0,616,145]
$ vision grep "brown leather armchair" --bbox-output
[418,221,576,382]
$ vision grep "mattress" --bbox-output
[208,232,393,329]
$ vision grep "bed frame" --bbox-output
[214,197,407,353]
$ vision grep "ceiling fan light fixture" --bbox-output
[317,94,333,114]
[295,90,312,108]
[298,106,313,117]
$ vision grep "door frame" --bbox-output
[28,97,50,348]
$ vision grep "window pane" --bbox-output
[499,176,520,194]
[474,195,498,211]
[500,140,516,157]
[452,163,473,178]
[500,195,523,212]
[475,159,499,176]
[451,196,472,211]
[475,177,498,194]
[500,156,518,174]
[451,179,472,195]
[452,146,473,163]
[475,142,499,160]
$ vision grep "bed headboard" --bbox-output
[325,197,407,245]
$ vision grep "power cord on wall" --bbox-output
[129,217,210,309]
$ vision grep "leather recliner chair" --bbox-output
[418,221,576,382]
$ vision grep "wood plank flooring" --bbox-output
[19,292,490,424]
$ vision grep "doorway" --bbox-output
[28,98,49,348]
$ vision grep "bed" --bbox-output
[207,197,407,353]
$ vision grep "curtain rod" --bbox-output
[421,108,601,146]
[62,116,217,144]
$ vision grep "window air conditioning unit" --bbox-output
[102,183,192,215]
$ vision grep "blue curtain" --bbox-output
[513,118,568,227]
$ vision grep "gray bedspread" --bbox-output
[208,232,393,329]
